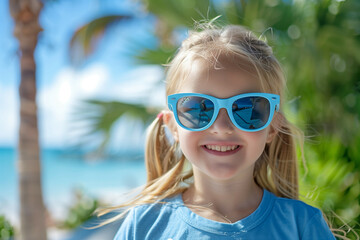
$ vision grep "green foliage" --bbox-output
[143,0,218,28]
[0,215,14,240]
[135,47,177,65]
[60,189,99,230]
[299,136,360,238]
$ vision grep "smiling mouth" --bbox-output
[204,145,240,152]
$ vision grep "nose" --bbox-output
[209,108,235,134]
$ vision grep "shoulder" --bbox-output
[130,195,181,221]
[113,195,182,240]
[268,192,335,240]
[272,194,320,217]
[264,191,322,230]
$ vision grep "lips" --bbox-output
[202,144,242,156]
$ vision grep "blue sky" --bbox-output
[0,0,167,149]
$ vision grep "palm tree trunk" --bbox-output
[9,0,47,239]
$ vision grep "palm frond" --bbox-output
[135,47,176,65]
[70,99,158,155]
[69,15,132,65]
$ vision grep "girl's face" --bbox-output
[169,59,277,182]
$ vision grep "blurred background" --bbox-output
[0,0,359,239]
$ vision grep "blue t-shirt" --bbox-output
[114,189,335,239]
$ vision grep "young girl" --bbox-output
[111,24,336,239]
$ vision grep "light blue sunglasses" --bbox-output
[167,93,280,132]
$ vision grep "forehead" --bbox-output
[178,58,260,98]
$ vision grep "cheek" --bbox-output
[177,130,201,157]
[254,127,271,141]
[243,130,269,153]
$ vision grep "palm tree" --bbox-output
[9,0,47,239]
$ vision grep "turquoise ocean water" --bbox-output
[0,147,146,224]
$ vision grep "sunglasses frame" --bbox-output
[167,92,280,132]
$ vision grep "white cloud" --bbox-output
[78,65,109,96]
[0,64,166,148]
[38,63,109,148]
[105,65,166,107]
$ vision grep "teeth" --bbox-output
[205,145,239,152]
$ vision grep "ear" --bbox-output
[266,113,281,143]
[163,110,179,142]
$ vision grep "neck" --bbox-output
[183,170,263,223]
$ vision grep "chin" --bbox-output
[207,168,242,181]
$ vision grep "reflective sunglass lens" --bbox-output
[177,96,214,129]
[232,97,270,130]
